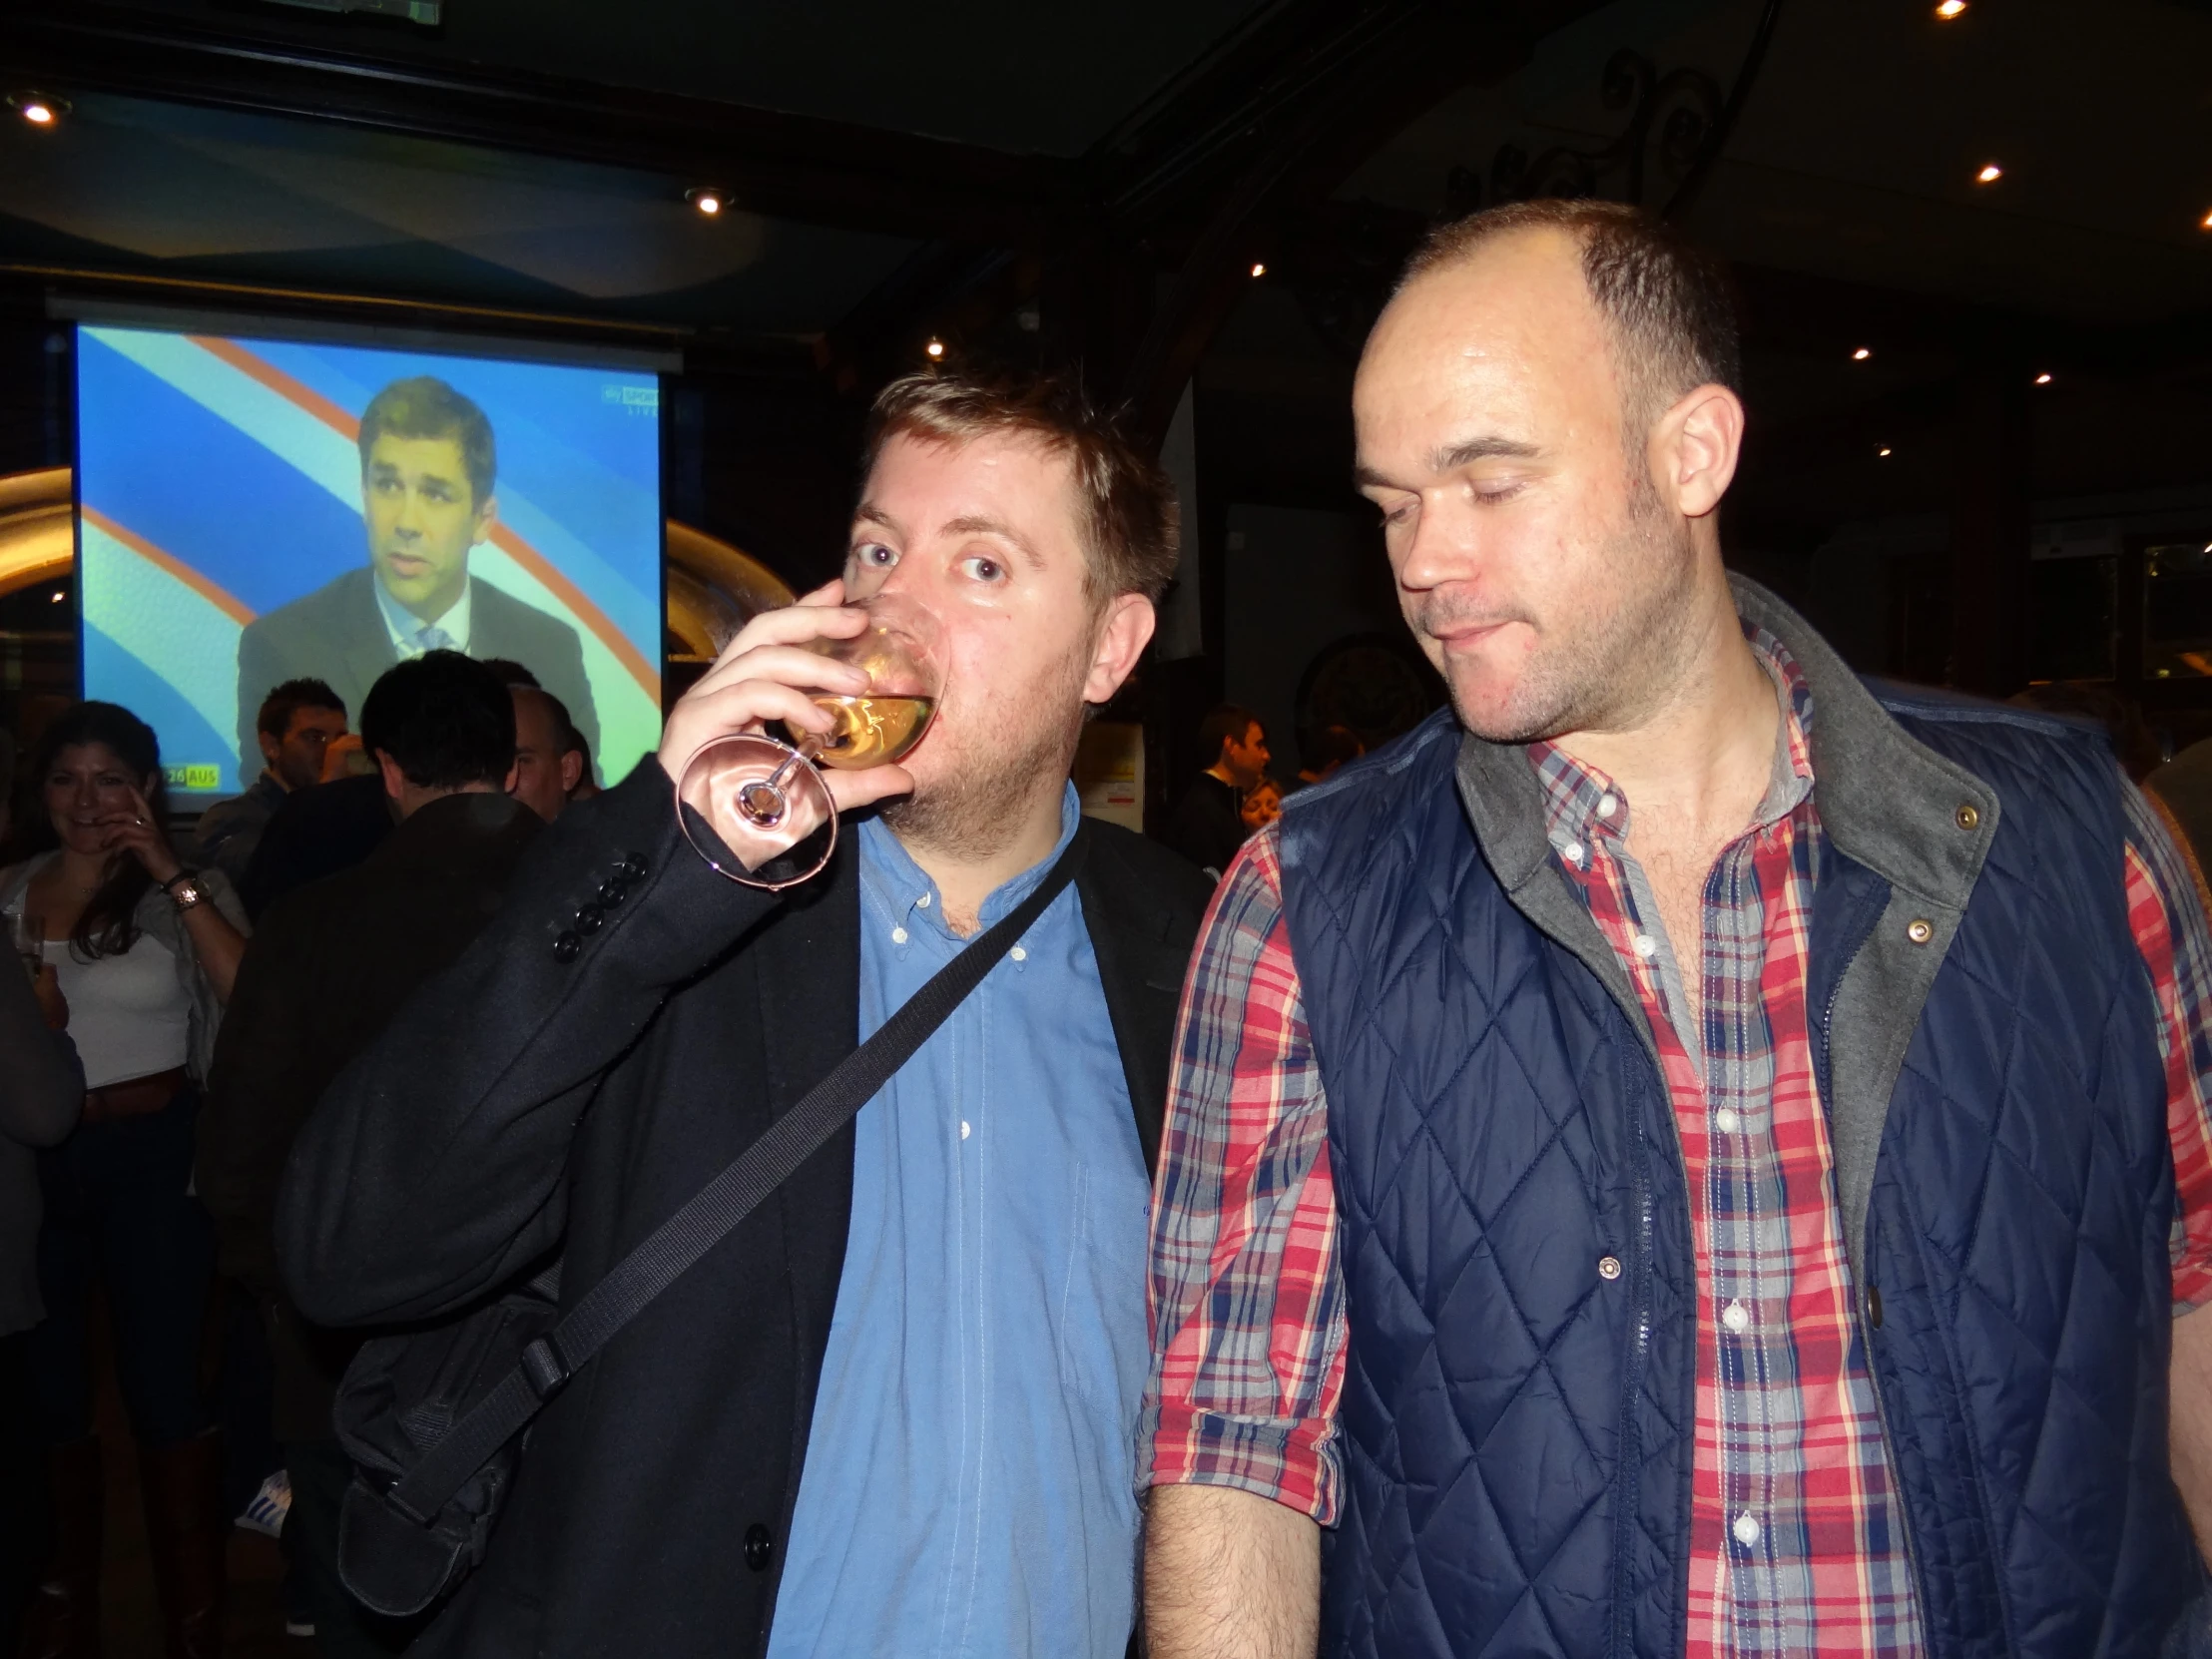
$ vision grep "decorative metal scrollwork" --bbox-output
[1476,49,1723,211]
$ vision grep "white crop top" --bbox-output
[42,931,191,1090]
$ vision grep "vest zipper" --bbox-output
[1613,1077,1665,1659]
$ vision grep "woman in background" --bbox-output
[0,702,248,1659]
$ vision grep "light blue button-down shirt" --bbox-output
[766,788,1152,1659]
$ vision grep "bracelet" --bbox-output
[158,869,196,894]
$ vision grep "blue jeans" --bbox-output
[27,1089,214,1450]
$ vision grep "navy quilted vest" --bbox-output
[1278,665,2203,1657]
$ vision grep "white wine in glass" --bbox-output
[808,694,937,771]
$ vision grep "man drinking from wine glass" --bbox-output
[275,371,1215,1659]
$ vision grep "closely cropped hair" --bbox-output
[1198,703,1262,765]
[863,371,1180,606]
[358,375,497,507]
[359,651,516,792]
[256,677,346,742]
[1402,200,1742,437]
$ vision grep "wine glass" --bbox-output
[675,600,945,888]
[10,909,43,982]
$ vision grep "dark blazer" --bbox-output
[235,566,601,783]
[199,791,542,1440]
[276,760,1210,1659]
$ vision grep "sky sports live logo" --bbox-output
[603,383,659,414]
[164,764,223,792]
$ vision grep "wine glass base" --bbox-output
[676,733,837,890]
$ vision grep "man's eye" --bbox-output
[854,542,896,567]
[959,555,1005,583]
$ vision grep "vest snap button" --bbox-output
[1597,1255,1622,1281]
[1906,917,1934,945]
[1954,803,1979,831]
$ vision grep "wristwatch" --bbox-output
[162,870,207,913]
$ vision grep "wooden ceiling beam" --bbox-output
[0,3,1069,246]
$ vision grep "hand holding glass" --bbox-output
[674,598,944,887]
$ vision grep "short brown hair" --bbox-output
[359,375,497,507]
[1400,200,1742,438]
[863,371,1180,606]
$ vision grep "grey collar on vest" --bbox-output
[1450,572,2003,1287]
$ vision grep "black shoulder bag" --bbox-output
[332,826,1089,1618]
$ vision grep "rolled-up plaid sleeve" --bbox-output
[1141,824,1348,1523]
[2121,777,2212,1313]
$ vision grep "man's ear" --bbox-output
[374,750,408,807]
[559,750,585,795]
[1650,383,1744,521]
[502,760,521,796]
[1082,593,1156,706]
[472,493,500,545]
[257,729,282,769]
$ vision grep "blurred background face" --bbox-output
[508,688,576,822]
[362,431,492,621]
[845,429,1128,847]
[263,706,347,792]
[1220,721,1270,790]
[1354,228,1699,744]
[44,742,151,857]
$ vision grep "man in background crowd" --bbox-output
[1289,722,1364,792]
[233,375,599,779]
[199,650,538,1657]
[1164,703,1268,879]
[195,680,348,884]
[508,685,583,824]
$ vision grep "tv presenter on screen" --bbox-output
[234,376,600,788]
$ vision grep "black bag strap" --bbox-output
[383,822,1092,1525]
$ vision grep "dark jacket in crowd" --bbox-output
[0,963,81,1338]
[275,761,1210,1659]
[198,791,541,1439]
[1163,770,1246,879]
[238,773,393,922]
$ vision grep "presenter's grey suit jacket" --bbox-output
[235,565,602,788]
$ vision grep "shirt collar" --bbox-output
[1525,616,1817,863]
[856,784,1083,942]
[374,571,472,657]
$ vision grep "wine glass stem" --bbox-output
[763,736,826,795]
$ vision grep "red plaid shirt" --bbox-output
[1144,631,2212,1658]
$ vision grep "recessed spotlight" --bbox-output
[925,338,945,360]
[1975,163,2003,185]
[1852,346,1872,361]
[49,589,64,603]
[7,93,68,126]
[685,187,727,217]
[1878,446,1894,457]
[2033,372,2053,385]
[2201,209,2212,232]
[1935,0,1966,17]
[1250,263,1267,278]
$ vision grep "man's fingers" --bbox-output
[692,643,869,705]
[823,763,914,815]
[709,593,865,674]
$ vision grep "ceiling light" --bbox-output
[925,338,945,360]
[1852,347,1872,361]
[49,589,64,603]
[2201,209,2212,231]
[1975,163,2003,184]
[2033,372,2053,385]
[1250,263,1267,278]
[685,187,726,217]
[7,93,68,126]
[1878,446,1894,457]
[1935,0,1966,17]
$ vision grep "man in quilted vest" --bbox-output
[1141,200,2212,1658]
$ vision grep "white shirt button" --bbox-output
[916,893,931,908]
[1632,933,1657,958]
[1732,1512,1761,1547]
[959,1120,971,1140]
[1714,1107,1741,1134]
[1597,794,1618,820]
[890,926,908,944]
[1562,841,1584,865]
[1722,1300,1751,1333]
[1010,945,1027,962]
